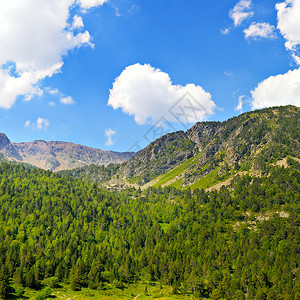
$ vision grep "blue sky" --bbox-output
[0,0,299,151]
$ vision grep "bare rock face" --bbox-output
[118,130,196,184]
[0,135,134,171]
[186,122,220,151]
[0,133,11,150]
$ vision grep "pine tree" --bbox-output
[0,266,11,299]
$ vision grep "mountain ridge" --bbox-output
[61,105,300,190]
[0,135,135,171]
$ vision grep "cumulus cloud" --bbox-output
[229,0,254,27]
[251,67,300,109]
[105,128,117,146]
[78,0,108,9]
[37,118,50,130]
[72,15,84,29]
[24,120,31,127]
[25,117,50,130]
[0,0,106,109]
[244,22,276,39]
[47,88,59,95]
[45,88,74,105]
[276,0,300,50]
[276,0,300,64]
[60,96,75,105]
[0,67,44,109]
[235,95,246,111]
[292,54,300,64]
[108,64,216,125]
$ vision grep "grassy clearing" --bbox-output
[169,178,183,189]
[188,168,220,190]
[169,165,222,190]
[151,153,201,188]
[154,160,233,191]
[18,282,197,300]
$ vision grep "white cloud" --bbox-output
[249,0,300,110]
[276,0,300,64]
[48,88,59,95]
[72,15,84,29]
[0,0,106,109]
[25,117,50,130]
[60,96,75,105]
[224,71,234,76]
[229,0,254,27]
[78,0,108,9]
[235,95,245,111]
[251,67,300,109]
[221,28,230,35]
[114,7,121,17]
[276,0,300,50]
[244,22,276,39]
[0,66,46,109]
[37,117,50,130]
[45,87,74,105]
[292,54,300,64]
[108,64,216,125]
[105,128,116,146]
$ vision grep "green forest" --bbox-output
[0,158,300,299]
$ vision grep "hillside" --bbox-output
[0,159,299,299]
[63,105,300,189]
[0,135,134,171]
[0,105,299,299]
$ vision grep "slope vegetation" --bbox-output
[63,105,300,189]
[0,159,300,299]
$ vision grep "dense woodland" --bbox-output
[0,159,299,299]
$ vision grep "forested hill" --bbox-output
[61,105,300,189]
[0,158,300,298]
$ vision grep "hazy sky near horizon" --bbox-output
[0,0,299,151]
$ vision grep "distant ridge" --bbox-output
[0,135,134,171]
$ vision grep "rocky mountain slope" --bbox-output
[62,105,300,189]
[0,135,134,171]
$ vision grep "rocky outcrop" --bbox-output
[118,130,196,184]
[0,133,11,150]
[186,121,220,151]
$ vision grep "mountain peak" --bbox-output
[0,133,11,150]
[0,134,134,171]
[109,105,300,188]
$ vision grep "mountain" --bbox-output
[62,105,300,189]
[0,106,299,299]
[0,135,134,171]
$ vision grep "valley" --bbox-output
[2,0,300,298]
[0,106,299,299]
